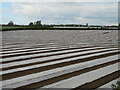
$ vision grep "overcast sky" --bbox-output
[1,2,119,25]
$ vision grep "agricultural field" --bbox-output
[0,25,29,31]
[1,30,119,89]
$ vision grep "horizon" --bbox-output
[1,2,118,26]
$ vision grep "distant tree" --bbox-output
[29,22,34,26]
[118,23,120,29]
[36,21,42,26]
[8,21,14,26]
[33,21,42,26]
[34,22,36,25]
[86,23,88,27]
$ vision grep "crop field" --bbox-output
[0,26,30,31]
[1,30,119,89]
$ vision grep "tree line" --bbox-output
[7,20,42,27]
[6,20,120,29]
[29,21,42,26]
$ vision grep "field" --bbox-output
[1,25,118,31]
[1,26,29,31]
[1,30,119,89]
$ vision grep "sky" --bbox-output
[1,1,119,25]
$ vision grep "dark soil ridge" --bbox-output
[1,46,78,55]
[12,60,119,89]
[1,51,119,81]
[1,47,108,64]
[72,70,120,90]
[1,43,61,52]
[1,47,106,58]
[1,48,118,71]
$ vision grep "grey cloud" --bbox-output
[12,2,118,25]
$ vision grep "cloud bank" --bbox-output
[9,2,118,25]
